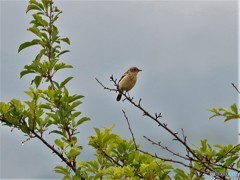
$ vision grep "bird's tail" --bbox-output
[116,93,122,101]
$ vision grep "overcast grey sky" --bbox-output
[0,1,238,179]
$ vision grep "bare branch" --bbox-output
[96,76,240,178]
[95,77,118,93]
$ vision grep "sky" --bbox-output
[0,0,239,179]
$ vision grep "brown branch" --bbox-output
[96,76,201,162]
[96,76,240,179]
[95,77,118,93]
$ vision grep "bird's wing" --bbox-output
[118,71,128,84]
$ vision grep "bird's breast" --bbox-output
[119,73,137,92]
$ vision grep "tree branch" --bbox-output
[96,76,240,179]
[0,117,76,173]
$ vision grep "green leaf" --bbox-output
[35,52,44,61]
[57,50,70,57]
[20,70,35,78]
[49,130,63,136]
[209,108,218,114]
[52,14,60,24]
[29,0,44,11]
[230,104,238,114]
[46,113,59,122]
[31,76,42,88]
[200,139,207,152]
[67,148,80,159]
[54,63,73,72]
[237,159,240,168]
[76,117,90,127]
[26,4,43,13]
[32,14,48,27]
[55,166,69,175]
[209,114,219,120]
[41,0,49,11]
[52,81,60,89]
[60,37,70,45]
[70,137,78,146]
[69,101,81,111]
[0,102,10,114]
[18,39,41,53]
[39,104,51,110]
[54,6,61,13]
[60,77,73,88]
[224,156,238,167]
[224,115,240,122]
[174,168,188,179]
[49,59,58,70]
[72,111,81,118]
[69,95,84,103]
[20,125,30,134]
[28,26,41,37]
[55,139,65,148]
[10,99,25,112]
[52,25,59,42]
[94,127,101,137]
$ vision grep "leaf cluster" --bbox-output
[78,126,172,179]
[0,0,89,178]
[18,0,71,88]
[209,104,240,122]
[190,139,240,178]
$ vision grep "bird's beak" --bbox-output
[138,69,142,72]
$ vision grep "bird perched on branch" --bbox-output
[116,67,142,101]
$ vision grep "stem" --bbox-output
[46,0,55,89]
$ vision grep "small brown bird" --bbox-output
[116,67,142,101]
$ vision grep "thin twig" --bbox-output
[143,135,189,161]
[231,83,240,94]
[122,110,138,149]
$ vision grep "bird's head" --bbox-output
[129,67,142,73]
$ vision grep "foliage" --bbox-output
[209,103,240,122]
[78,126,172,179]
[0,0,239,179]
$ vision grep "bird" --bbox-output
[116,67,142,101]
